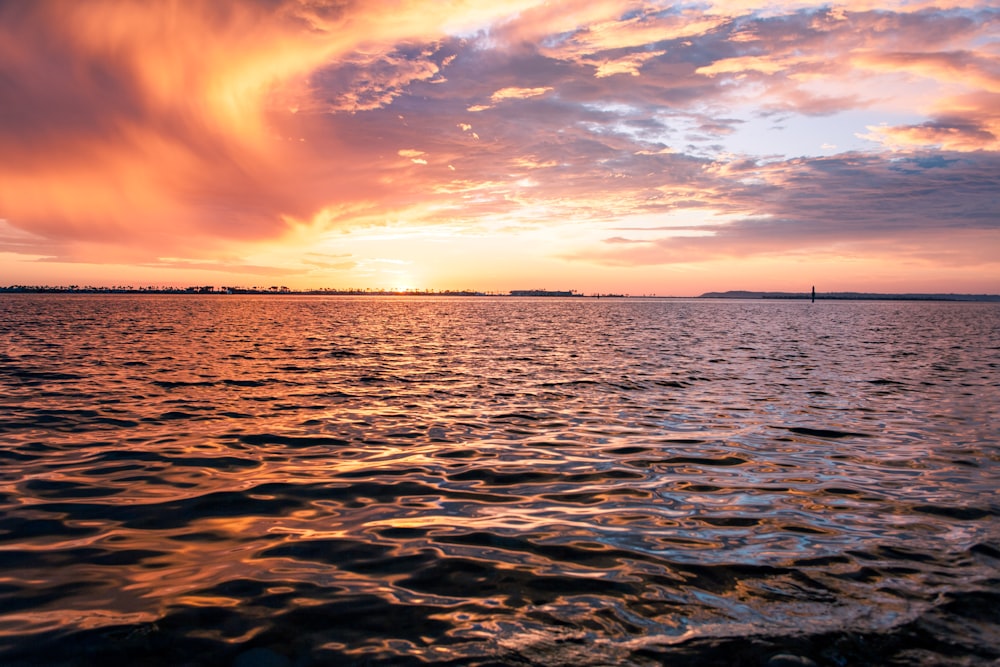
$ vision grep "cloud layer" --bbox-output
[1,0,997,291]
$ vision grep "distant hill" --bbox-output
[699,291,1000,302]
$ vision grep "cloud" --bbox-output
[0,0,543,264]
[532,5,724,59]
[0,1,343,260]
[569,150,1000,266]
[603,236,651,244]
[302,252,358,271]
[860,117,999,151]
[133,258,301,276]
[850,49,1000,94]
[593,50,666,78]
[681,7,999,118]
[467,86,553,111]
[317,48,445,113]
[491,86,553,102]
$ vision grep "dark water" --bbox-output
[1,295,998,666]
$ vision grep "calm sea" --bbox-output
[1,295,998,666]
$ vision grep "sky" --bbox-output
[1,0,998,295]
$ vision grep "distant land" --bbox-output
[0,285,579,297]
[699,290,1000,302]
[1,285,998,301]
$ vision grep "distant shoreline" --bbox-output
[2,286,998,301]
[699,290,1000,302]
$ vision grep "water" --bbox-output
[1,295,998,666]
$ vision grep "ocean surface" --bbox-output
[0,294,998,666]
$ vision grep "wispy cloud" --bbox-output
[571,151,1000,265]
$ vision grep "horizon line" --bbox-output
[2,285,999,301]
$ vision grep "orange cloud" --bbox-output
[697,55,809,77]
[540,7,723,57]
[850,49,1000,93]
[594,50,666,78]
[0,0,547,264]
[491,86,553,102]
[0,2,342,260]
[859,119,999,151]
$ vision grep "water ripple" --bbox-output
[0,295,998,665]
